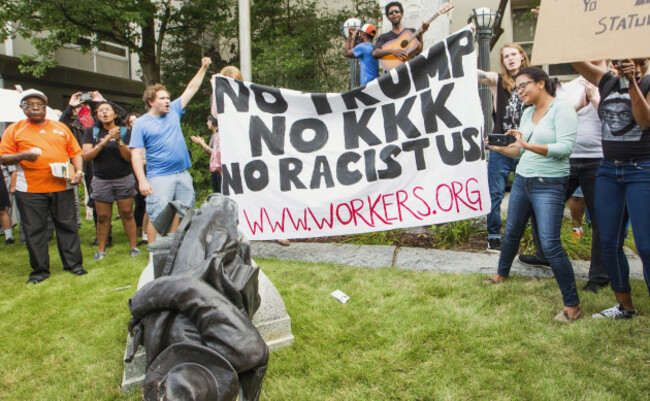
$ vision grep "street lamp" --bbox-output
[468,7,500,138]
[341,18,363,89]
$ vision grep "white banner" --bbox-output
[213,27,490,240]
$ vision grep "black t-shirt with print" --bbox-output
[82,126,132,179]
[492,76,527,133]
[598,72,650,160]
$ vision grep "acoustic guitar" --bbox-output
[379,3,454,71]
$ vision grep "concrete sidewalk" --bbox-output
[251,241,644,281]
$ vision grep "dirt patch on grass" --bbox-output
[294,233,488,253]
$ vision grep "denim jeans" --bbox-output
[487,150,518,240]
[594,159,650,294]
[498,175,580,307]
[530,158,608,285]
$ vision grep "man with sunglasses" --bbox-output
[0,89,87,284]
[371,1,428,67]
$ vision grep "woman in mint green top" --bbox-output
[485,67,581,322]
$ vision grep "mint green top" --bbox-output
[515,99,578,178]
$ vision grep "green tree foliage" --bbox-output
[250,0,380,92]
[0,0,231,86]
[161,0,380,192]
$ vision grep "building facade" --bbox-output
[1,32,144,112]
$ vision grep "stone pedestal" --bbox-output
[121,251,294,394]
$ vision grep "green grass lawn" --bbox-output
[1,216,649,400]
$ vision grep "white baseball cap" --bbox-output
[20,89,48,104]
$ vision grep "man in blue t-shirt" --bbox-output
[130,57,211,243]
[344,24,379,86]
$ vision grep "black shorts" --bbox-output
[0,180,9,210]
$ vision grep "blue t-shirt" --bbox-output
[129,98,191,178]
[352,42,379,86]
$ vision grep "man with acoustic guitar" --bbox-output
[371,1,429,71]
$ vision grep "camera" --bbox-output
[488,134,516,147]
[78,92,93,102]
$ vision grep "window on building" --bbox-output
[511,7,576,79]
[74,37,127,59]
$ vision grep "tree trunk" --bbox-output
[139,55,161,87]
[139,10,161,87]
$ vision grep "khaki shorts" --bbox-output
[91,175,137,203]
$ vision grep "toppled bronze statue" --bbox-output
[126,194,269,401]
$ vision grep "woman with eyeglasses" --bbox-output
[571,58,650,319]
[82,101,140,261]
[485,67,580,323]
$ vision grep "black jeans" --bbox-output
[211,171,222,194]
[15,190,83,280]
[532,158,608,285]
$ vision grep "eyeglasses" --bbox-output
[21,102,47,109]
[387,9,401,15]
[515,80,536,92]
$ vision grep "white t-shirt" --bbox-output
[556,78,603,158]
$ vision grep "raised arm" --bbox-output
[180,57,212,109]
[344,28,357,58]
[571,62,607,87]
[59,92,83,125]
[621,59,650,130]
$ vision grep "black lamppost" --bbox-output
[469,7,499,137]
[341,18,363,89]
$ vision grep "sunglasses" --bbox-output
[387,9,401,15]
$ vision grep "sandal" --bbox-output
[554,309,581,323]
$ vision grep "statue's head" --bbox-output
[143,343,238,401]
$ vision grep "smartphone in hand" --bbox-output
[487,134,516,147]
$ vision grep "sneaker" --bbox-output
[5,237,15,245]
[518,254,550,268]
[26,276,48,284]
[67,265,88,276]
[137,239,148,246]
[486,238,501,253]
[130,248,141,257]
[93,251,107,261]
[592,303,638,319]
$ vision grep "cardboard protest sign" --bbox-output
[532,0,650,66]
[212,26,489,240]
